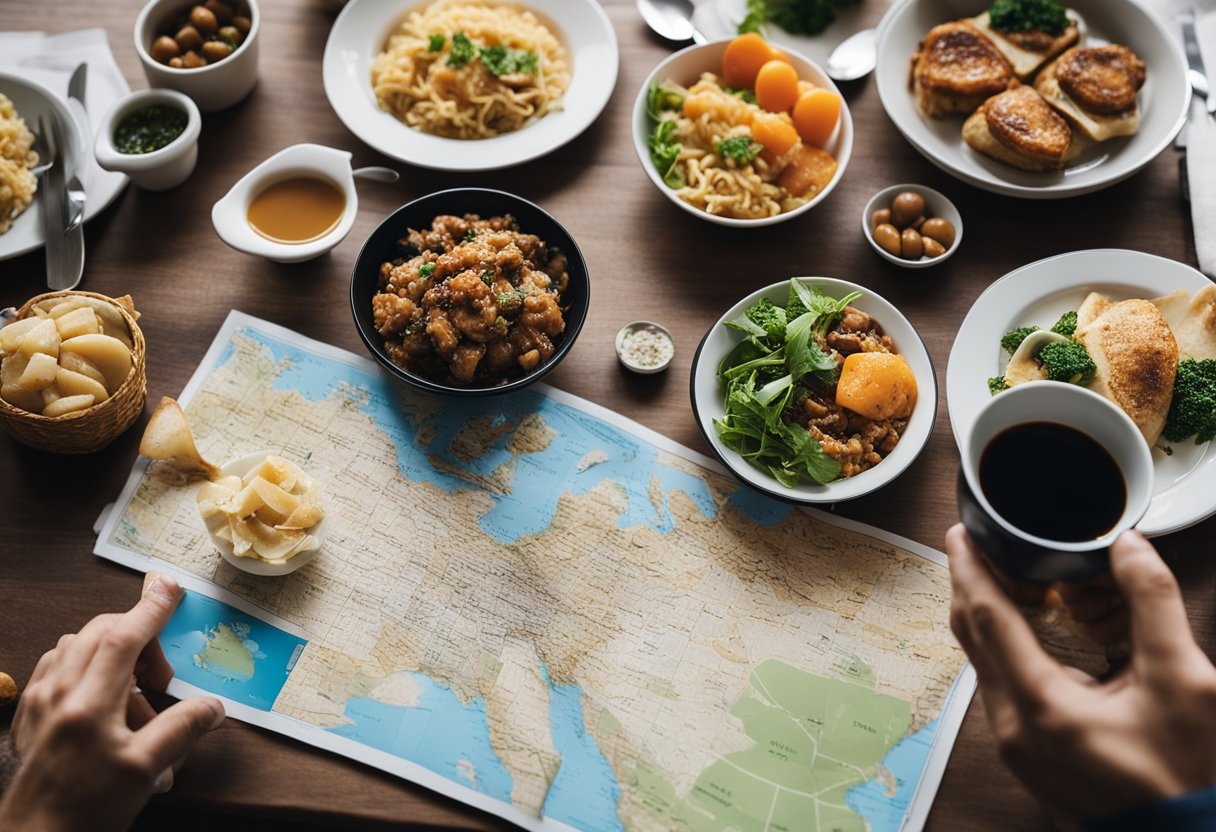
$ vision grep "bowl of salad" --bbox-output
[690,277,936,502]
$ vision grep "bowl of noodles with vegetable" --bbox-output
[632,34,853,227]
[690,277,935,502]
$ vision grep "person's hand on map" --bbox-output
[946,525,1216,824]
[0,573,226,832]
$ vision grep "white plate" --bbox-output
[691,277,936,503]
[946,249,1216,536]
[0,67,129,261]
[322,0,618,172]
[874,0,1189,199]
[692,0,873,68]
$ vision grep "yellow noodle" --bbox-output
[667,73,809,220]
[371,0,569,139]
[0,93,38,235]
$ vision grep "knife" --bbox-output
[38,114,76,291]
[1178,11,1214,149]
[50,63,88,291]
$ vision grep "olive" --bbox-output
[910,214,926,230]
[923,237,946,258]
[920,217,956,249]
[189,5,218,35]
[204,0,235,23]
[175,24,203,52]
[901,228,924,260]
[168,56,185,68]
[149,35,181,64]
[217,25,244,46]
[232,15,252,34]
[181,50,208,68]
[890,191,926,227]
[201,40,232,62]
[873,223,901,257]
[870,208,891,230]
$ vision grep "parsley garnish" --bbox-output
[715,135,763,164]
[419,263,436,278]
[988,0,1069,35]
[479,44,539,77]
[427,34,445,52]
[723,86,758,105]
[447,33,475,67]
[481,270,494,286]
[463,228,477,242]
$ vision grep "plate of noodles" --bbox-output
[322,0,618,172]
[0,68,129,262]
[632,35,852,227]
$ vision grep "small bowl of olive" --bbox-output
[862,184,962,269]
[135,0,260,112]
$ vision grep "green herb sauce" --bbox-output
[113,104,187,155]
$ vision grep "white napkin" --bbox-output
[0,29,130,125]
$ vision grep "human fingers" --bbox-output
[946,525,1069,707]
[127,684,158,730]
[1107,531,1203,666]
[131,697,225,778]
[134,574,176,693]
[86,575,184,700]
[51,614,123,685]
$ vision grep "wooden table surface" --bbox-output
[1,0,1211,829]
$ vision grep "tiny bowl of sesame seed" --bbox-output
[616,321,675,374]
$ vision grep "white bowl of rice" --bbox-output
[632,38,853,228]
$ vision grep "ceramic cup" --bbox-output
[94,89,202,190]
[134,0,260,113]
[957,381,1154,582]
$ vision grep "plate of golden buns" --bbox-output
[947,249,1216,536]
[875,0,1189,198]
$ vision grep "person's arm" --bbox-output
[946,526,1216,826]
[1087,785,1216,832]
[0,574,225,832]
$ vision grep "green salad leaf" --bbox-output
[649,119,685,189]
[738,0,859,37]
[646,81,687,120]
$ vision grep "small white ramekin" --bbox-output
[134,0,260,113]
[862,183,963,269]
[94,89,201,191]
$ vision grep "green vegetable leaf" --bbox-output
[427,34,445,52]
[787,279,860,336]
[447,33,475,67]
[738,0,766,34]
[715,135,764,164]
[723,86,758,105]
[646,81,687,120]
[785,311,838,384]
[419,262,436,278]
[738,0,858,37]
[463,228,477,242]
[479,44,538,77]
[1050,310,1078,337]
[649,119,685,189]
[988,0,1069,36]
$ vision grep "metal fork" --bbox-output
[30,115,54,180]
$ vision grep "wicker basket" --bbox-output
[0,291,147,454]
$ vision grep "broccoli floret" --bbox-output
[745,298,788,340]
[496,289,526,318]
[1163,358,1216,443]
[1000,326,1039,354]
[1038,340,1096,385]
[987,375,1007,396]
[1050,310,1078,337]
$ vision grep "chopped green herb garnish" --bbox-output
[481,270,494,286]
[447,32,475,67]
[419,263,436,278]
[112,104,188,155]
[988,375,1008,396]
[428,33,445,52]
[715,135,763,164]
[479,44,538,77]
[646,81,687,120]
[723,86,758,105]
[463,228,477,242]
[988,0,1069,35]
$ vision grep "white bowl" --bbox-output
[691,277,936,502]
[322,0,618,171]
[874,0,1189,199]
[616,321,675,374]
[632,38,853,228]
[861,183,962,269]
[202,450,326,577]
[211,143,358,263]
[94,89,201,191]
[135,0,260,113]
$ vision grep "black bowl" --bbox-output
[350,188,590,396]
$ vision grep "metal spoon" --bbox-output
[825,27,876,82]
[352,166,399,183]
[636,0,707,44]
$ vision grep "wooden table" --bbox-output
[0,1,1211,829]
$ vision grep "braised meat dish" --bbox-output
[372,214,569,386]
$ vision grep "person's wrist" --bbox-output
[0,733,18,797]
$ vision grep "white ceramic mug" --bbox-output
[94,89,202,190]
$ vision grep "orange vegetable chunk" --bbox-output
[755,60,800,112]
[792,88,842,148]
[835,353,918,420]
[776,143,838,197]
[722,33,776,89]
[750,113,799,156]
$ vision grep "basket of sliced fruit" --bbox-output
[0,291,147,453]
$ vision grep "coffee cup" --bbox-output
[956,381,1154,582]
